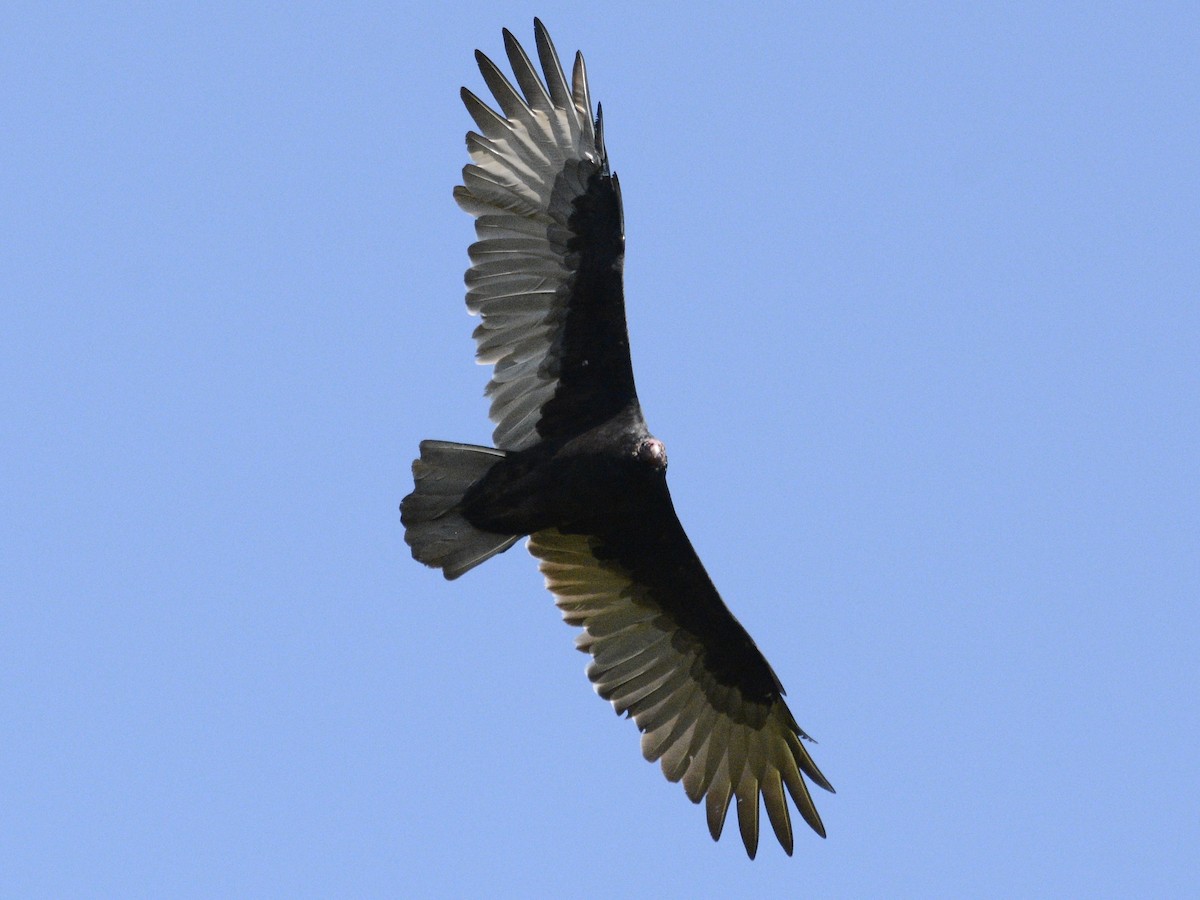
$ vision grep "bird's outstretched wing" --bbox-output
[527,496,836,858]
[455,19,637,451]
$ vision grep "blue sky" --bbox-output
[3,2,1198,897]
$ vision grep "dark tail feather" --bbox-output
[401,440,519,579]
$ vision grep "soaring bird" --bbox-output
[401,20,834,858]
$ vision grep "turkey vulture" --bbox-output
[401,19,834,858]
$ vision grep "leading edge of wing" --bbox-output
[527,523,835,859]
[455,20,637,451]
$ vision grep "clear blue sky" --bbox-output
[4,3,1198,897]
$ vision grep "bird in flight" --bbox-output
[401,19,834,858]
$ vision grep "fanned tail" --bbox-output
[401,440,520,579]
